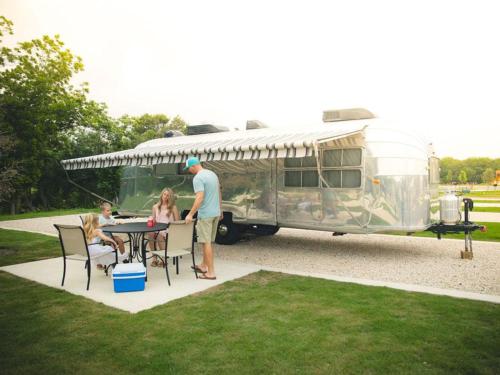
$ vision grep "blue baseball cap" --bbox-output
[183,156,200,171]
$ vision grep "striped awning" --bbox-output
[61,123,367,170]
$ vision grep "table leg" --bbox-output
[141,233,148,281]
[128,233,133,262]
[129,233,141,263]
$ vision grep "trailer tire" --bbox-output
[215,215,242,245]
[246,224,280,236]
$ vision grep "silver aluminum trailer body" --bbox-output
[115,122,439,235]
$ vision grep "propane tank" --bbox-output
[439,192,461,224]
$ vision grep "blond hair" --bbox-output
[157,188,176,211]
[100,202,112,210]
[83,213,99,241]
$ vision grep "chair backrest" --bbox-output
[54,224,89,257]
[166,220,194,253]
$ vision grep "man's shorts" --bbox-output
[196,216,219,243]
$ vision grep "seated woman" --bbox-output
[147,188,180,267]
[83,213,118,271]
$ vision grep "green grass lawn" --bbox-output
[1,270,499,375]
[0,229,61,267]
[470,206,500,213]
[464,191,500,198]
[0,229,499,374]
[0,208,99,222]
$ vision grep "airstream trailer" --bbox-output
[61,109,442,245]
[62,110,439,244]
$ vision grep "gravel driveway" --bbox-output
[217,229,500,295]
[1,215,499,296]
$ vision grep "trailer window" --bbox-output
[284,156,317,168]
[284,158,301,168]
[322,169,361,188]
[342,149,362,166]
[154,163,177,176]
[284,170,319,187]
[284,156,319,188]
[323,150,341,167]
[323,170,341,187]
[342,170,361,188]
[321,148,362,188]
[323,148,361,167]
[136,166,153,177]
[284,171,301,187]
[302,171,319,187]
[302,156,317,167]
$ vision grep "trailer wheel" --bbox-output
[215,215,241,245]
[246,224,280,236]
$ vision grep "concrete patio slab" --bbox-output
[0,257,261,313]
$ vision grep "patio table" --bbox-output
[102,221,167,281]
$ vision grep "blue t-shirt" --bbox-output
[193,169,220,218]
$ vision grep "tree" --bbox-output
[0,16,190,213]
[0,132,18,204]
[118,113,188,147]
[481,168,495,184]
[458,170,468,184]
[0,16,89,213]
[440,157,462,183]
[445,170,453,184]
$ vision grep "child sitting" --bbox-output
[83,213,118,270]
[98,202,128,259]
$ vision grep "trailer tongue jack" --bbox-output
[427,198,486,260]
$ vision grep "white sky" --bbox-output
[1,0,499,158]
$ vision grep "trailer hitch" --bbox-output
[426,198,486,260]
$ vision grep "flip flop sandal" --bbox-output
[191,265,208,273]
[198,274,216,280]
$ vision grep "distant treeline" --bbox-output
[0,17,187,214]
[440,157,500,184]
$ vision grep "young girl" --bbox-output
[83,213,118,270]
[148,188,180,267]
[98,202,127,256]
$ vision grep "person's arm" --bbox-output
[173,205,180,221]
[219,182,223,220]
[95,229,118,248]
[185,192,204,223]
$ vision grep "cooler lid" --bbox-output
[113,263,146,275]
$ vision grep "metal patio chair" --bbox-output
[54,224,118,290]
[150,220,198,285]
[80,214,133,257]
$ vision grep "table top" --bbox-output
[102,221,168,234]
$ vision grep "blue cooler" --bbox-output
[112,263,146,293]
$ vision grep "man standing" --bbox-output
[184,156,222,280]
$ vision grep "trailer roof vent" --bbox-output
[246,120,268,130]
[323,108,375,122]
[187,124,229,136]
[164,130,184,138]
